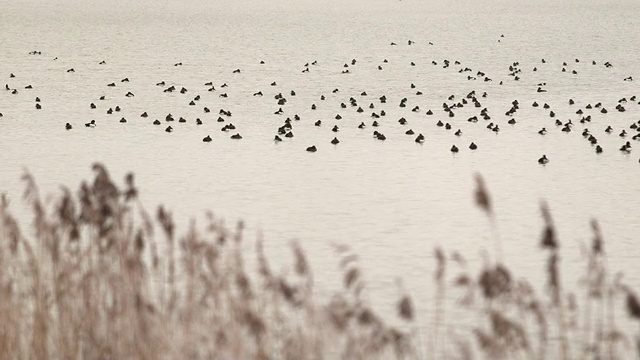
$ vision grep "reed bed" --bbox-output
[0,164,638,359]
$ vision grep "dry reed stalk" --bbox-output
[432,247,446,360]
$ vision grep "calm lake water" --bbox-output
[1,0,640,347]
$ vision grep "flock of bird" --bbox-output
[3,40,640,165]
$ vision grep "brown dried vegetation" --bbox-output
[0,167,639,359]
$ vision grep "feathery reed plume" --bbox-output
[540,201,557,249]
[473,173,502,262]
[625,288,640,321]
[124,173,138,201]
[474,173,492,216]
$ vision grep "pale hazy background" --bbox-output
[1,0,639,332]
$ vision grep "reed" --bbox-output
[0,164,638,359]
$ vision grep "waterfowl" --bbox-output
[231,133,242,139]
[65,123,72,130]
[620,142,631,153]
[153,119,161,125]
[398,118,407,125]
[179,117,186,123]
[107,82,116,87]
[203,135,212,142]
[25,85,33,89]
[437,120,444,127]
[306,145,317,152]
[620,130,627,137]
[314,120,321,126]
[406,129,415,135]
[285,131,294,138]
[469,142,477,150]
[596,145,603,153]
[605,126,613,133]
[415,134,425,143]
[67,68,75,73]
[141,112,148,118]
[125,91,134,97]
[372,121,379,127]
[85,120,96,127]
[538,155,549,164]
[121,78,129,83]
[119,117,127,123]
[106,108,113,114]
[358,122,366,129]
[454,129,462,136]
[274,135,282,142]
[335,114,342,120]
[451,145,459,153]
[532,101,539,107]
[165,126,173,133]
[332,125,339,132]
[537,87,547,93]
[331,137,340,145]
[196,119,203,125]
[35,103,41,109]
[508,118,516,124]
